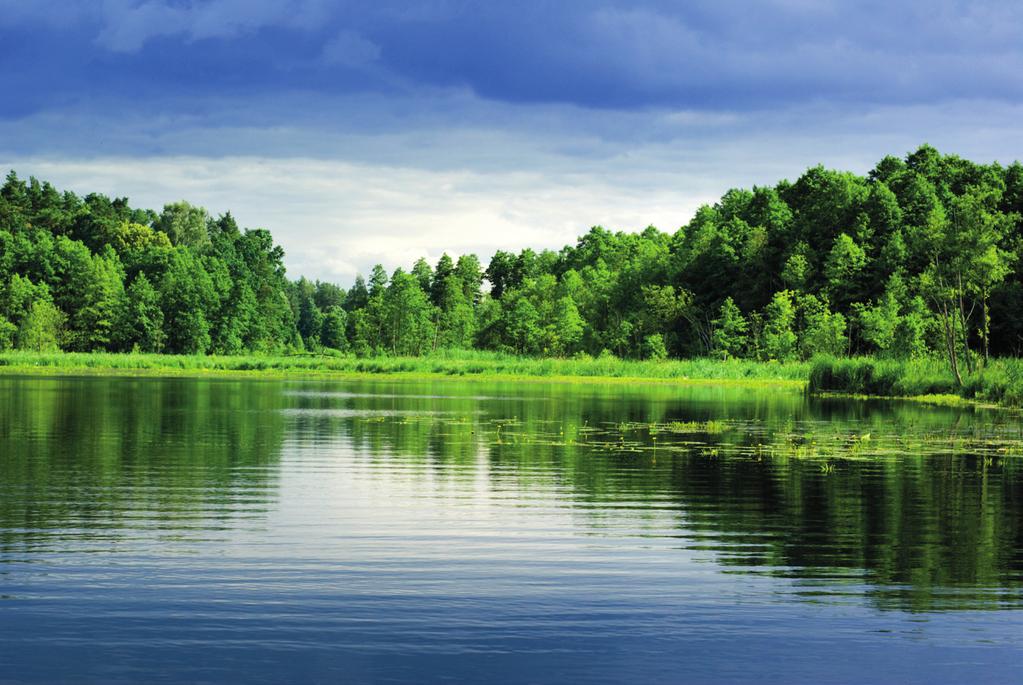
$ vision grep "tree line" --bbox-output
[2,145,1022,373]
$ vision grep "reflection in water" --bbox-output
[0,378,285,555]
[0,376,1021,684]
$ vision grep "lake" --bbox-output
[1,375,1021,684]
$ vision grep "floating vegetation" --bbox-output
[664,420,731,434]
[330,410,1023,468]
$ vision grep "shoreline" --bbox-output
[0,357,807,390]
[0,352,1014,409]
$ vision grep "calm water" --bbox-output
[1,376,1022,684]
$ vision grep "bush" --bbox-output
[808,355,1023,406]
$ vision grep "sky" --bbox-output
[2,0,1022,283]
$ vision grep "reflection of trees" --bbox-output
[0,377,285,554]
[4,376,1020,612]
[284,380,1023,612]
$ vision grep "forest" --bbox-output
[1,145,1021,384]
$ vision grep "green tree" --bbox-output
[430,254,455,306]
[0,315,15,350]
[120,273,165,352]
[781,249,811,291]
[762,290,798,361]
[154,201,211,248]
[642,333,668,361]
[824,233,868,307]
[16,299,65,351]
[160,250,215,354]
[552,295,585,356]
[799,295,847,358]
[711,297,748,359]
[455,254,484,304]
[320,306,348,351]
[383,269,436,356]
[293,277,324,349]
[411,258,433,293]
[434,275,476,349]
[893,296,931,359]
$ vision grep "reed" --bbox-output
[808,355,1023,407]
[0,349,810,385]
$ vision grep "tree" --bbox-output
[893,296,931,359]
[711,297,748,359]
[16,299,65,351]
[824,233,867,307]
[430,254,454,306]
[2,148,1023,367]
[73,250,126,351]
[502,293,541,355]
[952,189,1015,363]
[236,228,294,351]
[160,250,214,354]
[154,201,210,248]
[642,333,667,361]
[344,276,369,311]
[0,315,14,350]
[347,309,373,356]
[293,277,324,349]
[434,275,475,349]
[781,249,811,292]
[762,290,798,361]
[320,306,348,351]
[798,295,847,358]
[383,269,436,356]
[919,186,1014,381]
[411,258,433,293]
[120,273,164,352]
[313,281,345,311]
[455,254,483,304]
[485,251,517,300]
[552,295,585,356]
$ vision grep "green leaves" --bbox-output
[2,143,1023,368]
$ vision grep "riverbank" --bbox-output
[808,356,1023,408]
[5,351,1020,406]
[0,350,809,388]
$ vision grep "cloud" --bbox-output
[1,0,1022,287]
[5,95,1021,284]
[322,30,380,68]
[94,0,327,52]
[3,1,1023,113]
[0,155,703,283]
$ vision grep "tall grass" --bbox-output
[808,355,1023,407]
[0,349,810,384]
[7,349,1020,405]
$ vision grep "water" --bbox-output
[1,376,1021,684]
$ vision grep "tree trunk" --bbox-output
[956,271,974,375]
[982,292,990,365]
[940,300,963,387]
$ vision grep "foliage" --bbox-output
[808,355,1023,406]
[2,144,1023,386]
[762,290,798,361]
[0,349,810,385]
[711,297,748,359]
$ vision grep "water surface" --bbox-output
[1,376,1021,683]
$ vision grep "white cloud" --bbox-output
[3,92,1022,286]
[3,155,704,284]
[95,0,326,52]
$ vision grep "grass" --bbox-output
[5,350,1020,406]
[808,355,1023,408]
[0,349,810,387]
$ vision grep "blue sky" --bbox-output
[2,0,1022,282]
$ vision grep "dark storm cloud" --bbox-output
[3,0,1021,282]
[1,0,1021,121]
